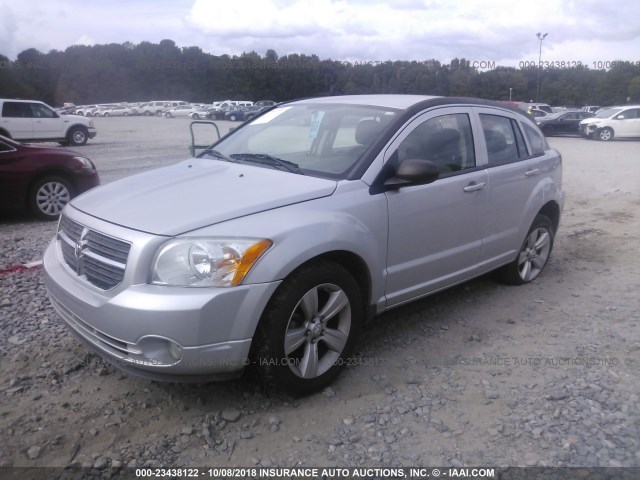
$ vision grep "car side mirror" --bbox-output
[384,158,439,189]
[616,115,625,120]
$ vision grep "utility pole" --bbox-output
[536,32,548,103]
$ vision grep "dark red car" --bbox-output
[0,135,100,220]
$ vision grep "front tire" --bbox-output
[67,126,88,146]
[29,176,73,220]
[598,127,614,141]
[542,125,555,137]
[192,113,200,120]
[253,261,363,395]
[495,214,555,285]
[229,114,237,121]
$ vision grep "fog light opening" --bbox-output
[168,341,183,362]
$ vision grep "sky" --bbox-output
[1,0,640,69]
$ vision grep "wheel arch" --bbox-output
[538,200,561,234]
[65,123,89,135]
[291,250,373,317]
[0,128,11,138]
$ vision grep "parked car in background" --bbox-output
[525,103,553,114]
[536,110,595,136]
[56,106,78,115]
[164,100,190,110]
[206,107,225,120]
[530,109,547,118]
[254,100,277,107]
[164,105,209,119]
[579,105,640,141]
[188,106,212,120]
[75,105,100,116]
[0,135,99,219]
[581,106,601,114]
[100,105,137,116]
[139,101,168,116]
[214,100,254,110]
[224,105,266,121]
[93,106,114,117]
[0,99,97,146]
[43,94,564,394]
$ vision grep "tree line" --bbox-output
[1,39,639,107]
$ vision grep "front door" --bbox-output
[384,108,487,306]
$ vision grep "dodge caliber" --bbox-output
[44,95,564,394]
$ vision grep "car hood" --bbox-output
[62,113,93,125]
[70,158,337,235]
[579,117,602,125]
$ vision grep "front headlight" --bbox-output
[73,156,96,170]
[151,238,272,287]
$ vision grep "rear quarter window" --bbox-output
[522,123,546,156]
[2,102,32,118]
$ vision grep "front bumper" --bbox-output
[43,231,280,382]
[579,123,598,137]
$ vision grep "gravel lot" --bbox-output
[1,117,639,470]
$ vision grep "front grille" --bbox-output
[59,216,131,290]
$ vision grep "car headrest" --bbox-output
[355,119,382,145]
[484,130,508,152]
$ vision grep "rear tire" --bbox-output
[252,261,362,395]
[494,214,555,285]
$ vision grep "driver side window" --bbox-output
[397,113,475,175]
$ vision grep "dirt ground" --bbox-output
[1,118,639,471]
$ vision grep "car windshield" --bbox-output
[595,108,622,118]
[207,103,399,179]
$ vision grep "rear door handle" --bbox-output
[463,181,486,192]
[524,168,540,177]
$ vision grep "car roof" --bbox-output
[0,98,46,103]
[289,95,532,116]
[293,94,440,109]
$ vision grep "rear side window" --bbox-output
[480,114,528,165]
[522,123,546,156]
[2,102,33,118]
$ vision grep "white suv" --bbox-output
[0,99,97,146]
[579,105,640,141]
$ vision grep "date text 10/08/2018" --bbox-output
[519,60,640,69]
[134,467,497,478]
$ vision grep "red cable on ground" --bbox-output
[0,261,43,276]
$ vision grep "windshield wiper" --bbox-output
[200,148,239,164]
[229,153,305,175]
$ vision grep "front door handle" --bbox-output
[463,181,486,192]
[524,168,540,177]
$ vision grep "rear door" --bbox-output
[475,108,555,270]
[384,108,488,306]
